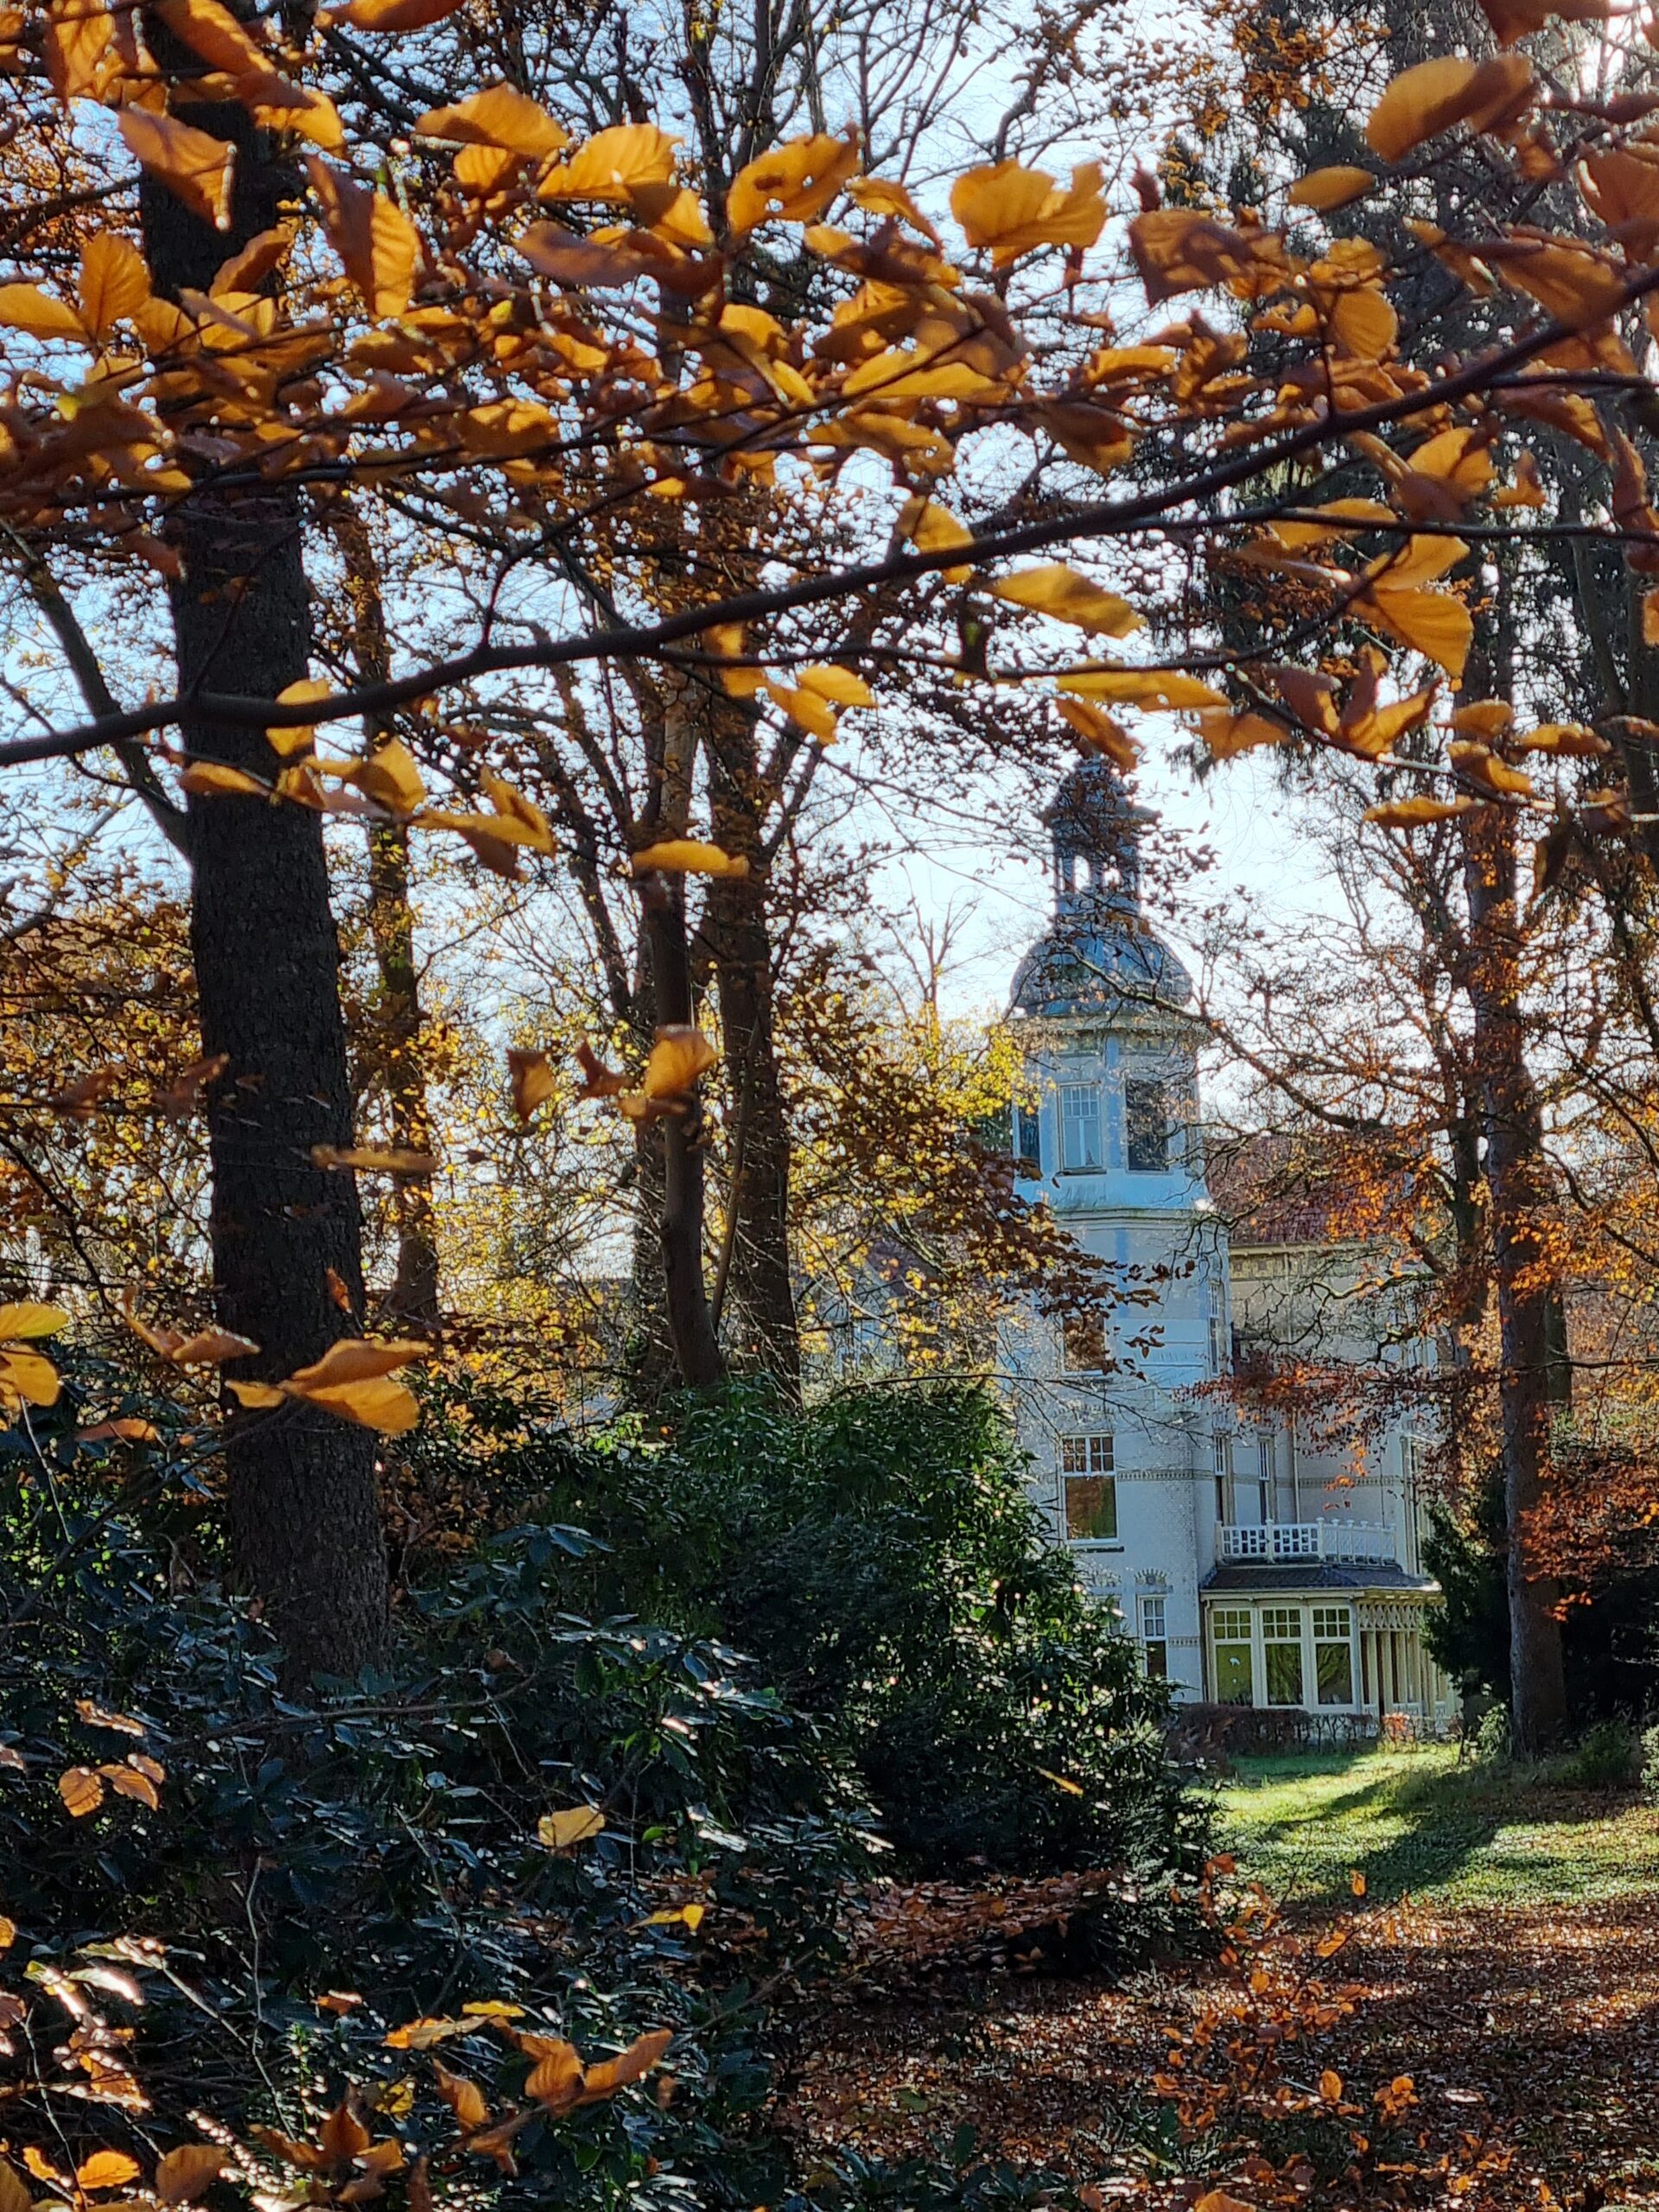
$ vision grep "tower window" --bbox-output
[1125,1077,1168,1171]
[1059,1082,1103,1170]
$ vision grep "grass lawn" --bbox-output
[1217,1742,1659,1910]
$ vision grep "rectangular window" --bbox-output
[1255,1426,1275,1523]
[1012,1103,1042,1177]
[1061,1434,1116,1541]
[1140,1593,1167,1679]
[1060,1083,1103,1170]
[1213,1432,1231,1525]
[1313,1605,1354,1707]
[1124,1077,1167,1171]
[1062,1311,1109,1372]
[1211,1606,1253,1704]
[1208,1309,1227,1376]
[1262,1605,1305,1707]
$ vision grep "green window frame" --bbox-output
[1211,1605,1252,1704]
[1262,1605,1304,1707]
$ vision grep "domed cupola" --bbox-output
[1010,757,1192,1020]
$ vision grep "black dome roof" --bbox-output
[1010,759,1192,1019]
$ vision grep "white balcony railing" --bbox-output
[1218,1520,1397,1567]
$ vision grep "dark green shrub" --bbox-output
[1560,1718,1639,1790]
[410,1378,1209,1941]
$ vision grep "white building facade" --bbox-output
[1001,760,1450,1731]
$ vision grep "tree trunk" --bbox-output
[704,717,799,1395]
[332,511,440,1327]
[1461,801,1569,1755]
[638,877,724,1388]
[140,91,388,1681]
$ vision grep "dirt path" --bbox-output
[781,1890,1659,2207]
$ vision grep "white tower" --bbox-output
[1003,760,1229,1702]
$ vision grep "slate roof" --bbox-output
[1200,1561,1440,1595]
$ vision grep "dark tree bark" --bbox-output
[332,510,440,1327]
[139,87,388,1681]
[638,876,724,1388]
[1461,800,1569,1756]
[703,711,799,1396]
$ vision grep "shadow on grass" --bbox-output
[1222,1750,1649,1909]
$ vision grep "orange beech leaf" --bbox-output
[578,2027,674,2101]
[538,124,677,205]
[1128,208,1286,305]
[728,131,859,234]
[154,2148,226,2204]
[105,1764,159,1809]
[74,1700,145,1736]
[0,1336,61,1408]
[1452,700,1514,738]
[642,1902,706,1929]
[77,1419,161,1445]
[1448,740,1535,797]
[266,677,331,758]
[213,222,296,295]
[798,664,875,707]
[516,224,652,289]
[951,158,1106,265]
[1327,285,1397,361]
[848,175,941,245]
[1363,794,1478,828]
[1478,0,1609,42]
[118,109,236,232]
[992,564,1141,637]
[0,1303,68,1343]
[1289,165,1376,211]
[306,160,422,315]
[337,0,467,28]
[640,1027,716,1100]
[416,84,569,157]
[1514,722,1610,756]
[1057,696,1140,769]
[1058,668,1230,711]
[311,1144,439,1176]
[537,1805,605,1848]
[151,0,269,73]
[77,233,149,338]
[432,2062,490,2131]
[525,2044,584,2108]
[59,1767,105,1817]
[507,1048,556,1121]
[632,838,748,878]
[1196,708,1294,760]
[0,283,86,340]
[75,2155,140,2194]
[336,739,425,814]
[575,1043,628,1099]
[383,2017,470,2050]
[762,679,840,741]
[179,762,270,800]
[285,1341,428,1392]
[897,493,974,580]
[1364,52,1532,162]
[43,0,113,99]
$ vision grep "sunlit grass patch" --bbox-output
[1217,1743,1659,1910]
